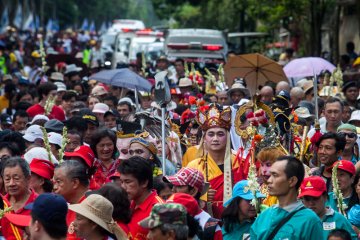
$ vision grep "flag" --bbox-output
[89,20,95,33]
[46,19,53,32]
[81,18,89,31]
[0,7,9,33]
[13,4,22,28]
[23,13,33,30]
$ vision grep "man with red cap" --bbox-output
[166,193,223,240]
[64,145,100,190]
[29,158,55,194]
[326,160,358,214]
[299,176,356,239]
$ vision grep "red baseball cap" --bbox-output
[4,213,30,227]
[163,167,207,195]
[327,160,356,176]
[166,193,201,216]
[30,158,55,180]
[298,176,327,198]
[109,171,121,180]
[64,146,95,168]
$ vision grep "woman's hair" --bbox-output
[90,128,117,159]
[16,91,34,103]
[257,147,286,164]
[94,183,131,224]
[222,196,242,233]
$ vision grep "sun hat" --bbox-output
[298,176,327,198]
[50,72,64,82]
[30,158,55,180]
[295,107,314,119]
[23,147,58,164]
[163,167,208,195]
[23,125,43,142]
[65,64,82,75]
[227,79,250,98]
[178,77,193,88]
[54,82,67,92]
[302,80,314,94]
[92,103,110,114]
[48,132,62,147]
[151,101,177,111]
[5,193,68,227]
[349,110,360,124]
[223,180,265,207]
[68,194,127,240]
[64,145,95,168]
[91,85,108,97]
[139,203,187,229]
[166,193,201,216]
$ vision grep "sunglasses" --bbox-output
[338,132,357,139]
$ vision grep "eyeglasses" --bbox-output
[129,149,144,155]
[338,132,357,139]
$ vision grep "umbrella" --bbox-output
[224,53,288,95]
[89,68,152,92]
[283,57,336,79]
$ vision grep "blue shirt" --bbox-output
[250,200,323,240]
[222,220,253,240]
[321,207,357,240]
[326,192,352,214]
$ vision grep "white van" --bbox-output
[164,29,228,63]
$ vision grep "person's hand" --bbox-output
[207,188,216,202]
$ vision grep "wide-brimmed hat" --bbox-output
[50,72,64,81]
[302,80,314,94]
[227,80,249,98]
[178,77,193,88]
[151,101,177,111]
[65,64,82,75]
[68,194,127,240]
[295,107,314,119]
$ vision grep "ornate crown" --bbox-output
[196,104,232,131]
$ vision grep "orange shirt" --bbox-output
[66,195,86,240]
[1,190,38,240]
[128,191,164,240]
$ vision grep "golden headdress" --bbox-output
[197,104,232,131]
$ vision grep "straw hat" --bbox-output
[68,194,127,240]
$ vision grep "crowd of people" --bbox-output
[1,27,360,240]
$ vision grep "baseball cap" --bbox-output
[79,110,99,126]
[30,158,55,180]
[298,176,327,198]
[23,125,43,142]
[92,103,110,114]
[327,160,356,176]
[64,145,95,168]
[23,147,58,164]
[223,180,265,207]
[163,167,207,195]
[28,115,49,126]
[166,193,201,216]
[139,203,187,229]
[337,123,357,133]
[0,113,12,125]
[118,97,135,107]
[5,193,68,227]
[44,119,64,133]
[48,132,62,147]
